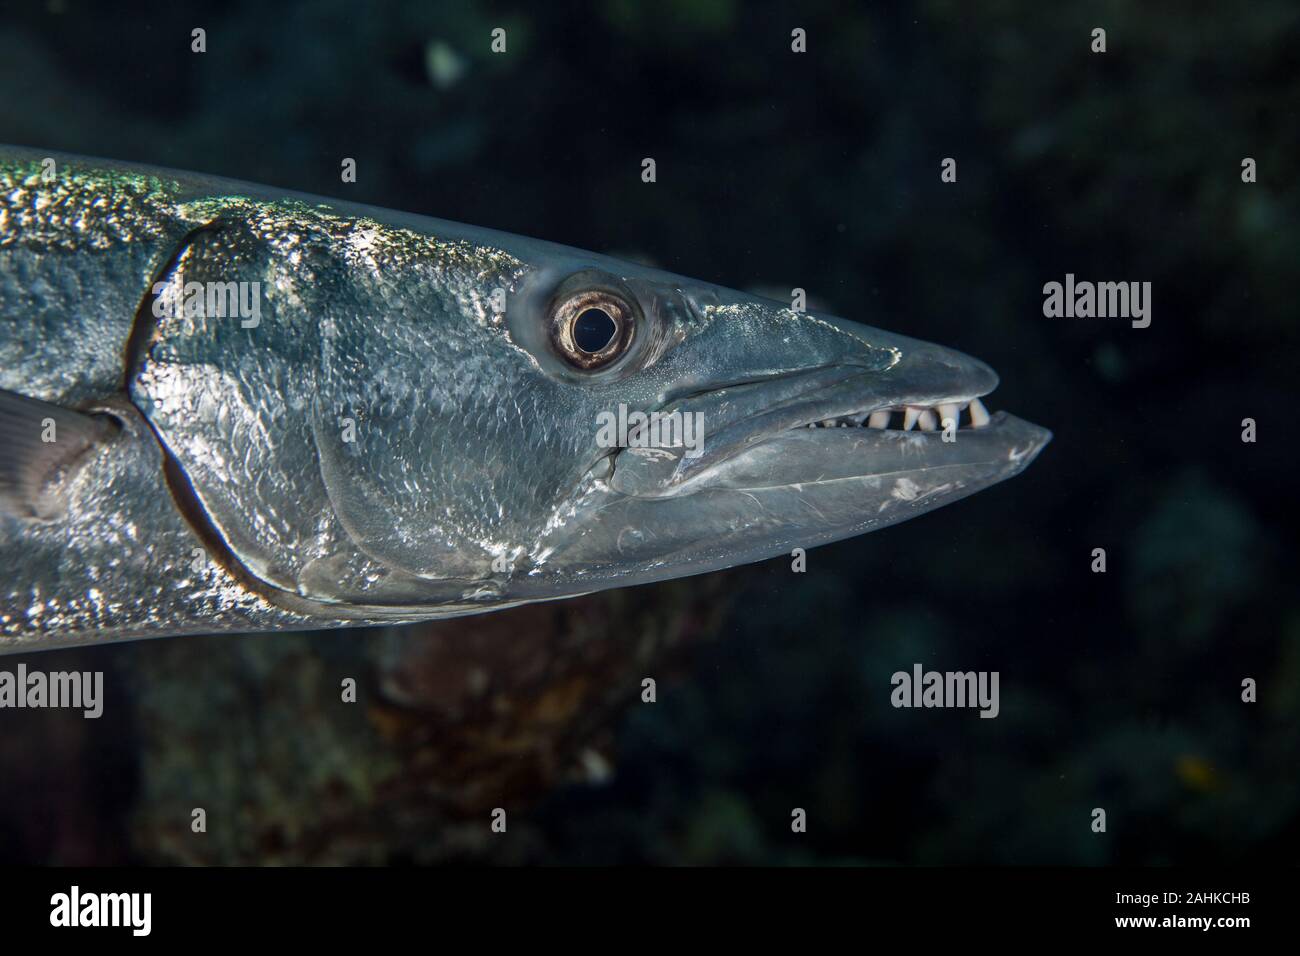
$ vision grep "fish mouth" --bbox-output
[606,352,1051,501]
[664,405,1052,497]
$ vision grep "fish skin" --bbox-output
[0,146,1050,652]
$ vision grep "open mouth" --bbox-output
[802,397,993,433]
[605,356,1051,500]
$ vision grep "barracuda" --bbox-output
[0,146,1050,651]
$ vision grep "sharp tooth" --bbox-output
[820,419,835,428]
[937,403,958,429]
[968,397,990,427]
[868,410,890,428]
[902,407,920,430]
[918,410,937,431]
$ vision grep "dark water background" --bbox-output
[0,0,1296,864]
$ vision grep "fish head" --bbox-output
[387,231,1053,607]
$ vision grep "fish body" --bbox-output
[0,147,1050,651]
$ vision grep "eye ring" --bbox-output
[548,286,637,370]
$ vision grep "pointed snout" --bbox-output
[815,315,1000,406]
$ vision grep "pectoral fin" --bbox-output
[0,389,118,520]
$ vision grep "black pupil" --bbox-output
[573,307,617,353]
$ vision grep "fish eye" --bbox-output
[574,307,617,352]
[548,284,636,370]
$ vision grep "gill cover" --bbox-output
[131,205,527,609]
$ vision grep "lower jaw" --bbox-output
[605,407,1050,498]
[697,410,1051,492]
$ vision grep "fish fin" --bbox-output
[0,389,118,520]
